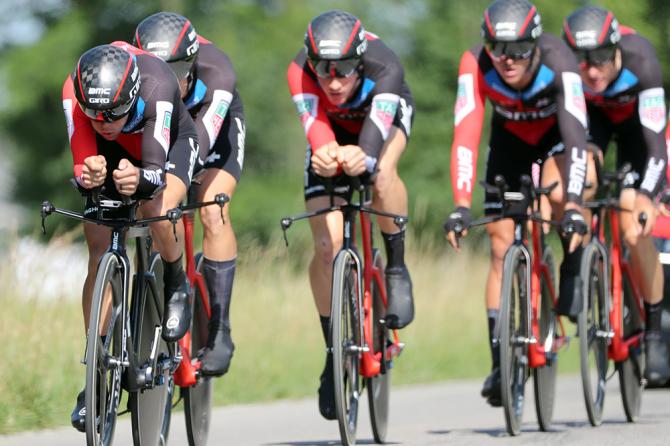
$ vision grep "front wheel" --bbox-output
[618,272,645,422]
[332,249,363,446]
[129,252,171,445]
[184,253,214,446]
[367,249,390,444]
[578,243,610,426]
[534,247,558,431]
[499,245,529,436]
[85,253,124,446]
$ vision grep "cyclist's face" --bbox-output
[579,59,618,93]
[317,72,360,106]
[91,115,128,141]
[490,53,534,89]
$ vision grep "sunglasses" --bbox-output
[486,41,536,61]
[308,57,361,79]
[168,53,197,80]
[574,46,617,67]
[79,97,135,122]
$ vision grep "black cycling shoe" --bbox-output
[645,331,670,386]
[481,367,502,407]
[162,281,191,342]
[385,266,414,329]
[71,389,86,432]
[557,266,583,323]
[200,324,235,377]
[318,353,336,420]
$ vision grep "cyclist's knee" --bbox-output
[489,231,512,266]
[200,203,230,235]
[372,168,399,201]
[313,235,341,268]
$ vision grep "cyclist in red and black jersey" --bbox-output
[62,41,198,431]
[134,12,246,377]
[564,6,670,385]
[443,0,597,407]
[288,9,415,420]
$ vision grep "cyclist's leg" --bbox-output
[372,126,413,329]
[197,112,245,375]
[141,172,189,341]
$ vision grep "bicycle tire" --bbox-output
[499,244,529,436]
[367,249,390,444]
[129,252,171,445]
[534,246,558,431]
[85,252,124,446]
[618,271,645,422]
[332,249,363,446]
[184,253,214,446]
[578,242,609,426]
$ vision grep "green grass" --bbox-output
[0,240,580,434]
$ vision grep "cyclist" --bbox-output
[443,0,596,407]
[287,9,415,419]
[134,11,246,377]
[563,6,670,385]
[62,42,197,431]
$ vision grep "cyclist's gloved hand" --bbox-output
[444,206,471,251]
[560,209,587,237]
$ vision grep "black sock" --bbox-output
[382,230,406,270]
[320,315,331,348]
[162,256,186,290]
[202,257,236,330]
[487,309,500,370]
[645,301,664,333]
[560,238,584,276]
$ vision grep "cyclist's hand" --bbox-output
[443,207,471,252]
[337,145,366,176]
[82,155,107,188]
[560,208,587,253]
[311,142,340,177]
[633,192,658,237]
[113,158,140,196]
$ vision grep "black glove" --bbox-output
[560,209,587,237]
[443,207,472,235]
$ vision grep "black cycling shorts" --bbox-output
[202,107,246,183]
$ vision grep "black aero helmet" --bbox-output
[482,0,542,60]
[73,44,140,121]
[304,10,367,78]
[134,12,199,79]
[563,7,620,65]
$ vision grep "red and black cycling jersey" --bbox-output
[183,35,244,166]
[287,33,413,165]
[450,33,588,205]
[580,27,667,198]
[62,41,198,197]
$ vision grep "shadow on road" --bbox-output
[266,440,395,446]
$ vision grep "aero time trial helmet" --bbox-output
[73,44,140,122]
[563,7,620,66]
[134,12,199,80]
[482,0,542,61]
[304,10,367,78]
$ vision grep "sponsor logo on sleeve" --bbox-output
[399,98,413,136]
[456,146,474,193]
[143,169,163,186]
[562,72,587,128]
[63,99,74,141]
[639,88,666,134]
[640,157,666,193]
[203,89,233,148]
[567,147,587,196]
[370,93,400,140]
[235,117,246,169]
[292,93,319,135]
[154,101,173,154]
[455,73,475,126]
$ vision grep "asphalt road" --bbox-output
[2,376,669,445]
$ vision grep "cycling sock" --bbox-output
[320,315,331,347]
[645,301,664,333]
[487,309,500,369]
[162,255,186,290]
[382,230,406,270]
[559,239,583,275]
[202,257,236,329]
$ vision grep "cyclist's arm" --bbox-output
[62,76,99,187]
[634,38,667,198]
[554,65,588,207]
[450,50,486,209]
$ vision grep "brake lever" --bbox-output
[40,201,55,235]
[280,218,293,247]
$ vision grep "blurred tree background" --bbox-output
[1,0,670,245]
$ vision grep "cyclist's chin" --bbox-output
[325,92,348,106]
